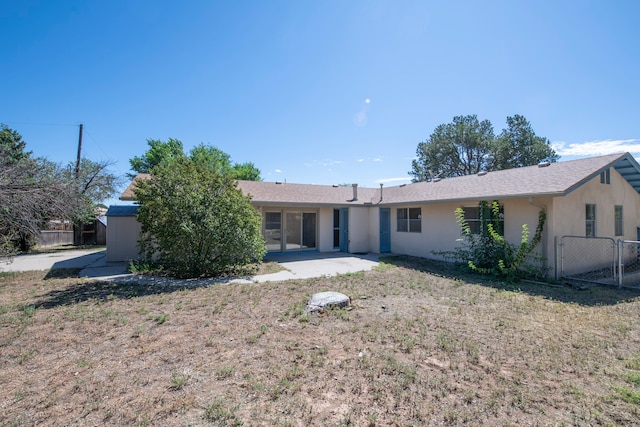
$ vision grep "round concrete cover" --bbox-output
[305,291,350,313]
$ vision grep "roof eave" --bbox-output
[378,192,565,206]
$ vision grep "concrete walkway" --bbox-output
[0,249,379,285]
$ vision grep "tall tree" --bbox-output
[490,115,559,170]
[0,126,120,253]
[0,123,32,166]
[65,158,122,223]
[128,138,185,178]
[410,114,558,182]
[410,115,494,181]
[129,138,262,181]
[134,157,266,278]
[190,144,262,180]
[0,126,80,254]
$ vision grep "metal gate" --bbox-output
[618,240,640,288]
[557,236,640,289]
[557,236,617,286]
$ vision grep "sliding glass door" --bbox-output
[265,210,317,252]
[264,212,282,251]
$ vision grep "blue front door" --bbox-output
[339,208,349,252]
[380,208,391,253]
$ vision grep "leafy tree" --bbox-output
[128,138,185,178]
[491,115,559,170]
[231,161,261,181]
[410,114,558,182]
[133,157,266,278]
[0,151,78,254]
[65,158,122,230]
[0,126,120,253]
[0,123,31,166]
[130,139,262,181]
[411,115,494,181]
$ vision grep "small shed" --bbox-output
[106,205,141,262]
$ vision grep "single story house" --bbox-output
[109,152,640,279]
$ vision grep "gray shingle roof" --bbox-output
[237,181,380,206]
[379,152,637,205]
[120,153,640,206]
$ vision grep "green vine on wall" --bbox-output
[441,201,547,281]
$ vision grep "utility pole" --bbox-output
[73,123,84,245]
[75,123,83,179]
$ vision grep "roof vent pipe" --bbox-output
[379,183,383,203]
[352,183,358,201]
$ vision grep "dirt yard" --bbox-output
[1,256,639,426]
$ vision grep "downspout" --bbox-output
[528,197,548,276]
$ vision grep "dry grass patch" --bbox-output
[1,257,640,426]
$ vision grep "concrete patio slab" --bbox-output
[1,249,380,285]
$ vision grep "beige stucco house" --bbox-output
[109,152,640,279]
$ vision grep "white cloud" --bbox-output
[320,159,342,167]
[553,139,640,157]
[376,177,412,184]
[275,169,282,173]
[355,156,383,163]
[365,98,371,104]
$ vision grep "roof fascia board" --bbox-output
[250,202,362,208]
[377,192,564,206]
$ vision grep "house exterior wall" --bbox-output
[389,200,549,270]
[368,206,380,253]
[255,205,337,252]
[550,169,640,275]
[106,216,141,262]
[349,207,370,253]
[318,207,335,252]
[391,203,443,258]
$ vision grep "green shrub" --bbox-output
[134,157,266,278]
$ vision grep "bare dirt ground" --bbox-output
[1,256,640,426]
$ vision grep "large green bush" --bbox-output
[134,158,266,278]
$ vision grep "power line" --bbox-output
[83,127,115,160]
[0,121,79,128]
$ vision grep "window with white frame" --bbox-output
[586,204,596,237]
[615,205,623,236]
[397,207,421,233]
[462,202,504,235]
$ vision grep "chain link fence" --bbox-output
[618,240,640,288]
[557,236,640,289]
[558,236,616,286]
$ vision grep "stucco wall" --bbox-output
[550,170,640,276]
[349,207,370,253]
[390,200,548,267]
[317,206,335,252]
[368,207,380,253]
[553,169,640,240]
[390,203,444,258]
[106,216,141,262]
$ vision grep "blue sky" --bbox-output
[2,1,639,206]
